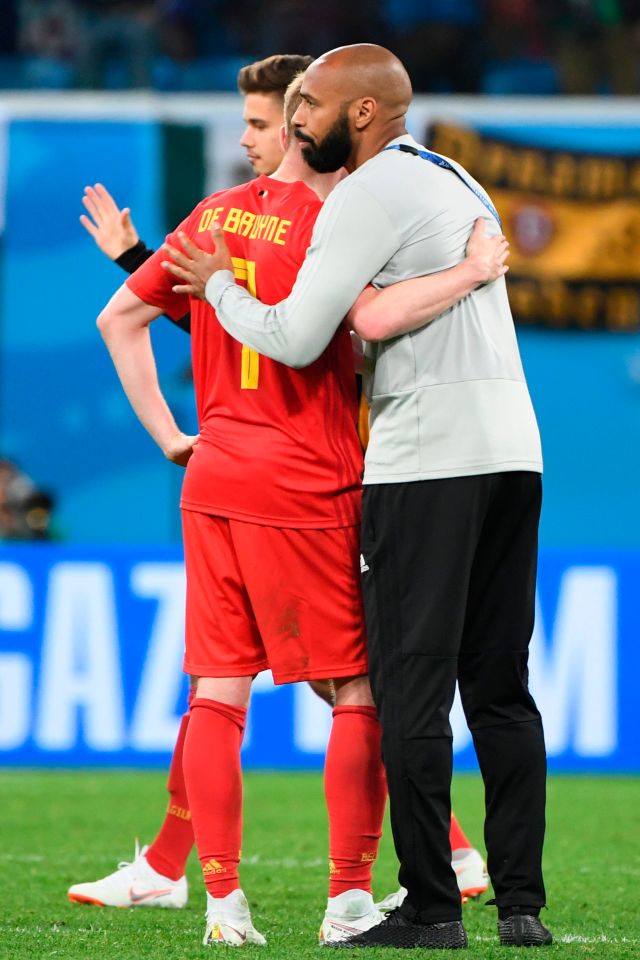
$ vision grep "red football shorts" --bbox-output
[181,509,368,684]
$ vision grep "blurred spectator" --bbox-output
[254,0,384,58]
[159,0,201,62]
[159,0,234,60]
[18,0,76,61]
[1,1,19,55]
[551,0,640,94]
[0,458,55,541]
[486,0,551,64]
[483,0,558,94]
[71,0,159,89]
[383,0,483,92]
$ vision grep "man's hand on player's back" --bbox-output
[465,218,509,285]
[161,225,233,299]
[347,218,510,342]
[80,183,140,261]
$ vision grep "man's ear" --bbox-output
[279,124,288,152]
[353,97,377,131]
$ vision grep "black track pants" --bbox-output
[361,472,547,923]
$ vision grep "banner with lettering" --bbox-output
[1,545,638,772]
[427,122,640,331]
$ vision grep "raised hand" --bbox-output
[80,183,140,261]
[466,218,510,284]
[161,224,234,299]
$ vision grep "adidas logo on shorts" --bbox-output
[360,554,370,573]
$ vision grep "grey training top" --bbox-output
[206,133,542,484]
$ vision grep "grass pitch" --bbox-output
[0,771,638,959]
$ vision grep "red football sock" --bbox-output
[450,812,473,852]
[146,711,195,880]
[325,705,387,897]
[182,697,246,898]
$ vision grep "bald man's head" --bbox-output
[292,44,412,172]
[311,44,412,120]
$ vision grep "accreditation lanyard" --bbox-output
[384,143,502,228]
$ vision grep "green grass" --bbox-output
[0,771,638,959]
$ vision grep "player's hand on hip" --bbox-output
[79,183,139,260]
[162,224,233,299]
[466,218,510,285]
[163,431,200,467]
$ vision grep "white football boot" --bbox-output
[319,888,384,944]
[374,886,407,914]
[452,846,489,900]
[67,841,188,908]
[375,847,489,912]
[203,888,266,947]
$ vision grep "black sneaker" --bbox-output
[328,908,467,949]
[498,915,553,947]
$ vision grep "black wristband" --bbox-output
[115,239,154,274]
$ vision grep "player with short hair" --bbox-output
[96,72,384,948]
[68,53,328,915]
[94,69,508,947]
[237,54,315,178]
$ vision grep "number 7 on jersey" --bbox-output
[231,257,260,389]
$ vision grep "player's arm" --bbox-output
[81,183,191,334]
[162,182,400,369]
[97,284,198,466]
[348,219,510,342]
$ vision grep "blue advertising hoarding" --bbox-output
[1,545,638,772]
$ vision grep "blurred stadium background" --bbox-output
[0,3,639,953]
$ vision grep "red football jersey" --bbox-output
[127,175,362,528]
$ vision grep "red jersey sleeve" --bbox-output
[125,213,193,321]
[126,192,225,320]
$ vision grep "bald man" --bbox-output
[175,43,551,951]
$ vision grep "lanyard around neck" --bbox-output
[384,143,502,228]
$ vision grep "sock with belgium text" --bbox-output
[450,812,474,853]
[182,697,246,898]
[145,708,195,881]
[325,705,387,897]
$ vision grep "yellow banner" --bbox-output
[428,123,640,331]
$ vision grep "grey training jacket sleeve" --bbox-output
[205,180,400,368]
